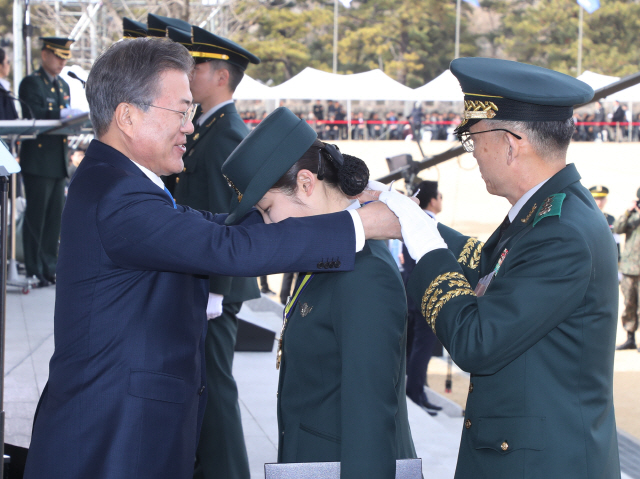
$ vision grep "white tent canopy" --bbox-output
[577,70,619,91]
[414,70,464,102]
[233,75,276,100]
[269,67,416,101]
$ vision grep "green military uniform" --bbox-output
[222,107,417,478]
[277,240,417,478]
[19,38,73,283]
[169,25,261,479]
[402,58,620,478]
[613,198,640,339]
[409,165,620,479]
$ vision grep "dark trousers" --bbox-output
[405,309,437,401]
[22,174,65,278]
[194,302,250,479]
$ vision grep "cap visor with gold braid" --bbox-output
[40,37,74,60]
[123,18,148,39]
[190,26,260,70]
[450,57,594,134]
[147,13,191,38]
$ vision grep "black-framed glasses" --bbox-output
[458,129,522,153]
[142,103,198,127]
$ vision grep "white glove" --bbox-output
[378,190,447,262]
[206,293,224,319]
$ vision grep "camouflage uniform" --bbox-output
[613,209,640,334]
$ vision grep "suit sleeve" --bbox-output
[332,257,407,479]
[408,220,591,375]
[19,76,61,120]
[96,176,356,277]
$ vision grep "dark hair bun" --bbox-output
[338,154,369,196]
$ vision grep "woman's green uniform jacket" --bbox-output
[277,239,417,478]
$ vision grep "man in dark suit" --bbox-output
[19,37,74,286]
[169,26,260,479]
[23,37,400,479]
[380,58,620,478]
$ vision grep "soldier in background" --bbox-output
[169,25,260,479]
[19,37,74,287]
[613,188,640,351]
[589,185,621,261]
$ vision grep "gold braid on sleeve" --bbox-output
[421,272,475,332]
[457,238,484,271]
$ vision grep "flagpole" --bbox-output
[333,0,338,73]
[577,5,583,76]
[455,0,461,59]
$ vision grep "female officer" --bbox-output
[222,107,416,478]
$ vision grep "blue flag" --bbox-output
[577,0,600,14]
[463,0,480,6]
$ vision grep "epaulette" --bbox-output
[533,193,566,227]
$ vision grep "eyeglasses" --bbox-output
[142,103,197,127]
[458,129,522,153]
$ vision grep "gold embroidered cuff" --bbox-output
[457,238,483,270]
[421,272,475,332]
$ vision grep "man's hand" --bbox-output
[628,200,640,213]
[357,201,402,240]
[378,190,447,262]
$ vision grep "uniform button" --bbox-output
[198,386,205,395]
[464,419,471,429]
[38,144,42,148]
[183,167,187,172]
[335,260,341,268]
[317,261,324,269]
[501,441,509,451]
[469,383,474,393]
[328,262,334,268]
[176,177,180,183]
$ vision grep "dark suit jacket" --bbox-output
[18,67,69,178]
[0,84,19,120]
[407,164,620,479]
[24,139,357,479]
[175,102,259,303]
[277,240,416,479]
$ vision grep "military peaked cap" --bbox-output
[589,185,609,198]
[147,14,191,38]
[190,26,260,70]
[451,57,594,131]
[222,107,316,225]
[167,26,192,47]
[40,37,74,60]
[123,18,148,39]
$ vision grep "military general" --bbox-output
[168,25,260,479]
[378,58,620,478]
[19,37,73,287]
